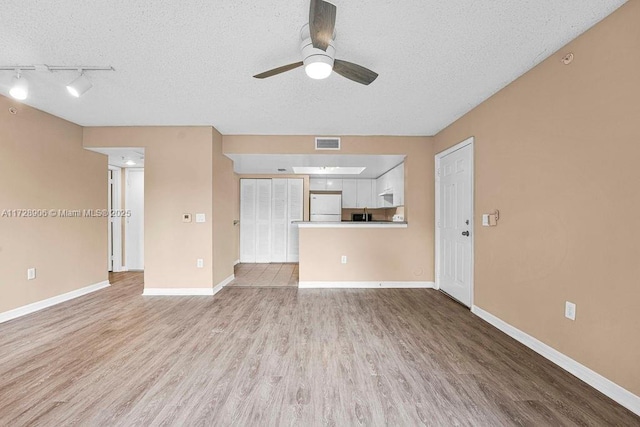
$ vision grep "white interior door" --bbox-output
[255,179,272,263]
[240,179,257,263]
[436,139,473,307]
[125,169,144,270]
[271,179,288,262]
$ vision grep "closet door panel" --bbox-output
[240,179,257,263]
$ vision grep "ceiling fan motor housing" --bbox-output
[300,23,336,70]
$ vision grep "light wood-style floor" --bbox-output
[227,263,299,287]
[0,272,637,426]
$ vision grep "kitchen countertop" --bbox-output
[295,221,407,228]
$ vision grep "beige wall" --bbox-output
[84,127,214,289]
[434,1,640,395]
[212,128,238,285]
[224,136,434,282]
[0,96,107,313]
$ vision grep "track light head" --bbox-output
[9,71,28,100]
[66,72,92,98]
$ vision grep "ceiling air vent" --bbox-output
[315,137,341,150]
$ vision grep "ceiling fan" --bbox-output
[253,0,378,85]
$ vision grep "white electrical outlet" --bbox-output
[197,258,204,268]
[27,268,36,280]
[341,255,347,264]
[565,301,576,320]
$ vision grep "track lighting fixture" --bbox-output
[9,71,28,100]
[66,72,93,98]
[1,64,114,100]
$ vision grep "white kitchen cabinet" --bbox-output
[325,178,342,191]
[309,177,326,191]
[342,179,357,208]
[375,163,404,207]
[393,163,405,206]
[342,179,375,208]
[376,172,392,208]
[356,179,373,208]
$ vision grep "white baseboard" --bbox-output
[298,281,435,289]
[471,305,640,416]
[143,274,234,296]
[234,259,240,266]
[0,280,111,324]
[216,274,235,289]
[143,287,214,296]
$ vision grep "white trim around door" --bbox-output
[108,165,124,272]
[435,136,475,308]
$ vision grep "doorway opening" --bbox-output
[86,147,145,276]
[435,137,474,308]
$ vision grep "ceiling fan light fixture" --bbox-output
[9,71,28,100]
[304,55,333,80]
[66,72,93,97]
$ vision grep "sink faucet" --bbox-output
[363,207,368,222]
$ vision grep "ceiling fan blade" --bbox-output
[253,62,304,79]
[333,60,378,85]
[309,0,336,51]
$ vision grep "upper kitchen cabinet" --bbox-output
[342,179,357,208]
[310,177,326,191]
[341,178,376,209]
[310,177,343,191]
[393,163,404,206]
[356,179,374,208]
[376,162,405,207]
[326,178,342,191]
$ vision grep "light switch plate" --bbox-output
[565,301,576,320]
[27,268,36,280]
[197,258,204,268]
[195,213,206,223]
[341,255,347,264]
[482,214,490,226]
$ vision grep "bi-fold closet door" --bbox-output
[240,178,303,263]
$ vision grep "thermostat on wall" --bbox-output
[482,210,499,226]
[183,213,192,223]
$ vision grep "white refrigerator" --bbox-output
[310,194,342,222]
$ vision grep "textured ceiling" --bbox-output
[0,0,626,135]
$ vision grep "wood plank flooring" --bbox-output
[0,272,637,425]
[227,263,298,287]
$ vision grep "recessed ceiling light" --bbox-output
[292,166,366,175]
[125,160,136,166]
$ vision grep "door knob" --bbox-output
[462,231,470,236]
